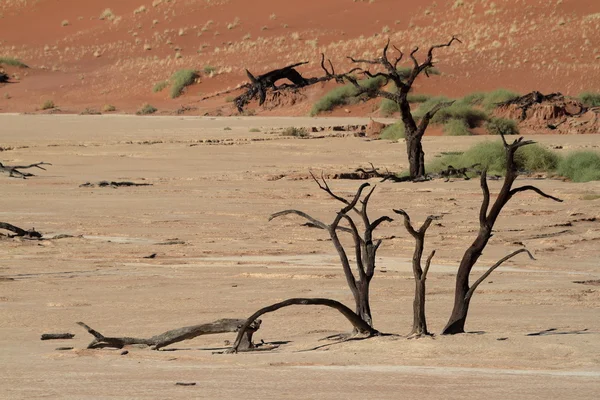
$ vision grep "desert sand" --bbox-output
[1,0,600,115]
[1,114,599,399]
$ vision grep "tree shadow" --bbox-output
[526,328,591,336]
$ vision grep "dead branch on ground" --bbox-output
[0,161,51,178]
[0,222,42,238]
[227,298,379,353]
[76,318,260,350]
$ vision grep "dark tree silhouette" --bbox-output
[393,210,439,337]
[270,174,392,327]
[442,135,563,334]
[342,37,461,179]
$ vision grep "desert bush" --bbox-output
[557,151,600,182]
[428,141,559,176]
[80,108,101,115]
[380,93,432,116]
[0,57,28,68]
[413,97,488,128]
[458,89,519,110]
[310,75,387,116]
[380,122,405,140]
[102,104,116,112]
[169,69,198,98]
[136,103,157,115]
[480,89,520,110]
[282,127,309,137]
[41,100,55,110]
[443,119,471,136]
[153,81,168,93]
[249,128,261,132]
[486,117,519,135]
[203,65,217,75]
[99,8,115,20]
[579,92,600,107]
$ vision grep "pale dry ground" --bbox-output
[1,115,599,399]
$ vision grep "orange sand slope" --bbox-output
[1,0,599,114]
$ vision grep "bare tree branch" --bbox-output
[227,298,379,353]
[509,186,563,203]
[465,249,535,301]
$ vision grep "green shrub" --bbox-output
[557,151,600,182]
[102,104,116,112]
[310,75,387,116]
[460,92,485,105]
[282,127,309,137]
[153,80,168,93]
[136,103,157,115]
[41,100,55,110]
[486,117,519,135]
[413,97,488,128]
[579,92,600,107]
[169,69,198,98]
[380,122,405,140]
[407,93,432,103]
[0,57,28,68]
[427,141,559,176]
[481,89,520,110]
[443,119,471,136]
[203,65,217,74]
[379,93,432,116]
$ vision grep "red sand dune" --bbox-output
[0,0,599,116]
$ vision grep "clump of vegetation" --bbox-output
[427,141,559,176]
[41,100,55,110]
[557,151,600,182]
[0,57,28,68]
[282,127,309,137]
[379,93,433,116]
[310,75,387,116]
[579,92,600,107]
[413,96,489,128]
[486,117,520,135]
[203,65,217,75]
[80,108,101,115]
[443,119,471,136]
[102,104,116,112]
[223,127,232,131]
[99,8,115,21]
[153,81,169,93]
[249,128,261,132]
[380,122,405,140]
[459,89,520,110]
[169,69,198,99]
[136,103,157,115]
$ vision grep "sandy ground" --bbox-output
[1,115,600,399]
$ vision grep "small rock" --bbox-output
[55,347,74,351]
[121,350,129,355]
[175,382,196,386]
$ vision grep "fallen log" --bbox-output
[76,318,261,350]
[0,222,42,238]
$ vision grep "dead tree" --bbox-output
[0,222,42,238]
[76,319,260,350]
[343,37,461,179]
[442,135,563,335]
[227,298,379,353]
[270,174,392,327]
[0,161,51,178]
[234,56,347,112]
[393,210,438,337]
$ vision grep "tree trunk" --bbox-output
[406,135,425,179]
[411,278,428,336]
[355,282,373,327]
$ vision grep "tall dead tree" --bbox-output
[442,135,563,334]
[270,174,392,327]
[343,37,460,179]
[393,210,439,337]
